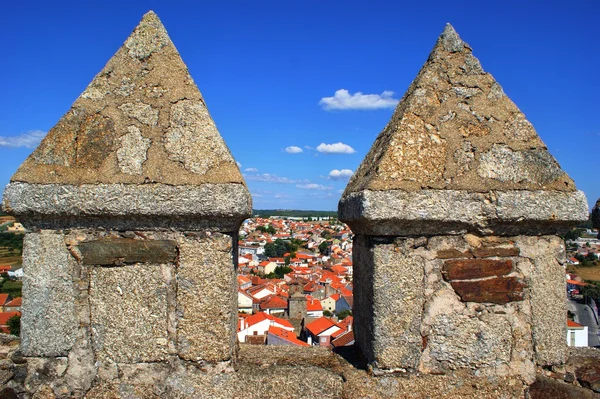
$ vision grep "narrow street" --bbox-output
[567,299,600,347]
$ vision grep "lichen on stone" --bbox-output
[124,11,171,60]
[116,126,151,175]
[164,99,232,175]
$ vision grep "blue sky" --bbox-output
[0,1,598,211]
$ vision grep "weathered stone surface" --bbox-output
[450,276,526,304]
[472,246,519,258]
[443,259,512,280]
[90,264,171,363]
[176,233,236,362]
[576,363,600,393]
[78,238,177,265]
[339,189,588,236]
[9,11,244,187]
[353,236,425,370]
[436,248,472,259]
[343,24,575,195]
[592,198,600,236]
[426,312,513,370]
[21,232,78,356]
[3,182,251,231]
[528,376,598,399]
[518,236,568,365]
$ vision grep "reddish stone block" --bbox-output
[450,276,527,304]
[442,259,513,281]
[436,249,473,259]
[472,247,520,258]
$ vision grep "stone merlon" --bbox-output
[2,11,251,230]
[339,23,588,236]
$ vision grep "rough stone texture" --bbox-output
[472,246,520,258]
[9,11,244,187]
[176,233,236,363]
[351,234,565,379]
[89,264,171,363]
[78,238,177,265]
[567,347,600,394]
[339,189,589,236]
[442,259,513,280]
[576,363,600,393]
[343,24,575,195]
[517,236,568,365]
[115,125,151,175]
[593,198,600,236]
[21,232,78,357]
[528,376,599,399]
[7,338,600,399]
[426,311,513,370]
[450,276,526,304]
[354,236,426,370]
[3,182,251,231]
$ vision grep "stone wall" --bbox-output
[352,234,568,382]
[1,12,596,399]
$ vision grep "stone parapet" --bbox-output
[3,182,251,231]
[1,11,250,397]
[340,24,588,377]
[339,189,588,236]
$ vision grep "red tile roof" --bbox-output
[0,312,20,325]
[260,296,288,310]
[567,279,588,286]
[337,316,353,331]
[567,319,584,328]
[307,298,323,312]
[243,312,294,330]
[4,297,21,307]
[331,330,355,348]
[0,294,11,306]
[305,317,337,336]
[268,326,309,347]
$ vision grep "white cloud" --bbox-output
[244,167,258,173]
[296,183,332,190]
[319,89,399,110]
[285,146,303,154]
[316,142,356,154]
[0,130,46,148]
[236,161,242,168]
[244,173,297,184]
[328,169,353,180]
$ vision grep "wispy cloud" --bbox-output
[316,142,356,154]
[285,146,303,154]
[328,169,353,180]
[296,183,332,190]
[319,89,399,110]
[236,161,242,168]
[244,173,299,184]
[0,130,46,148]
[244,167,258,173]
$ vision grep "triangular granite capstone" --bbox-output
[339,24,587,235]
[12,11,242,186]
[3,12,250,230]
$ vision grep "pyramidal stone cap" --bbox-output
[339,24,588,236]
[3,11,251,230]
